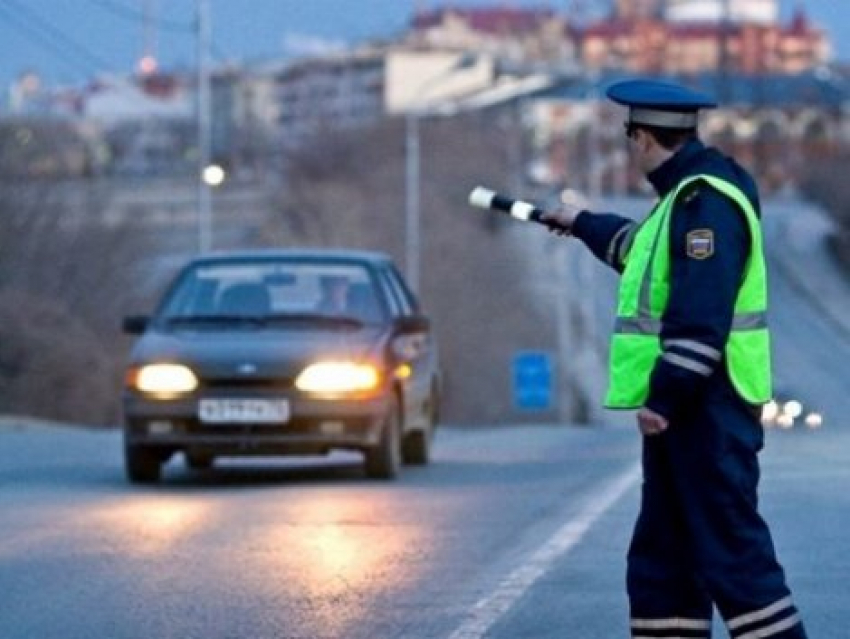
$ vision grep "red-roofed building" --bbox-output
[408,3,828,75]
[408,6,578,64]
[582,5,829,75]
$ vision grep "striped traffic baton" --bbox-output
[468,186,570,232]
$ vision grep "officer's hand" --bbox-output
[637,407,669,436]
[540,202,583,236]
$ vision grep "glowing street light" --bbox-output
[202,164,226,187]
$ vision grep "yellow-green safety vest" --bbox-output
[606,174,772,408]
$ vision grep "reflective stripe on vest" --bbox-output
[605,174,772,408]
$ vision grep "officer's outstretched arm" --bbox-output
[568,211,638,273]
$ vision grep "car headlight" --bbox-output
[295,361,380,394]
[129,363,199,395]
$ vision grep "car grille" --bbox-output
[201,377,294,390]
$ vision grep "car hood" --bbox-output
[129,326,386,379]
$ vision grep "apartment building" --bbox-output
[584,1,828,75]
[274,48,386,148]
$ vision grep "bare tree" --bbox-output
[0,178,156,425]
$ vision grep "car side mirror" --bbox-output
[122,315,150,334]
[395,314,429,334]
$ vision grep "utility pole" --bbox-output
[404,53,477,292]
[718,0,732,101]
[404,110,421,291]
[197,0,212,253]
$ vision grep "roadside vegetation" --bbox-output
[0,179,155,424]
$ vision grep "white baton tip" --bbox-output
[469,186,495,209]
[511,202,535,221]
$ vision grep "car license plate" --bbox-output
[198,398,290,424]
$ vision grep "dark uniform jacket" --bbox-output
[571,138,761,420]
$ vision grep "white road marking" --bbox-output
[447,462,642,639]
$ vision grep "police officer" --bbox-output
[543,79,807,638]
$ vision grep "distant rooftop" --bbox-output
[412,6,561,34]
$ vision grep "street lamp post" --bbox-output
[196,0,212,253]
[405,111,422,292]
[403,54,477,293]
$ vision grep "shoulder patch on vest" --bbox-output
[686,229,714,259]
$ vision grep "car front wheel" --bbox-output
[125,445,162,484]
[364,398,401,480]
[403,387,438,465]
[185,451,214,471]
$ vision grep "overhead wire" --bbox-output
[84,0,234,65]
[0,0,115,73]
[84,0,194,33]
[2,0,240,83]
[0,1,108,78]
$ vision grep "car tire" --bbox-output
[125,445,162,484]
[402,430,430,465]
[185,452,214,471]
[364,397,401,480]
[403,387,438,465]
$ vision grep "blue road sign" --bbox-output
[513,351,552,410]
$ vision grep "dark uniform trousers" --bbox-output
[626,379,807,639]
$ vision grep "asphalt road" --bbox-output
[1,415,846,638]
[1,197,848,639]
[0,422,643,639]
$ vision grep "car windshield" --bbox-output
[158,259,386,326]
